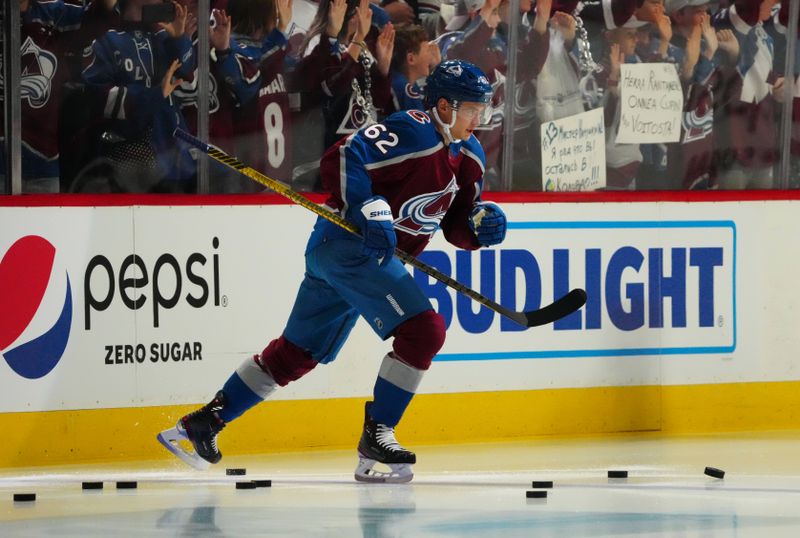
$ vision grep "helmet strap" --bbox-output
[431,103,461,145]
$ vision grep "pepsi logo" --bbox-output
[0,236,72,379]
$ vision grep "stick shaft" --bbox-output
[176,129,526,325]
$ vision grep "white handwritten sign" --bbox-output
[540,107,606,191]
[616,63,683,144]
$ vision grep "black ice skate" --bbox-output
[355,402,416,483]
[157,391,227,470]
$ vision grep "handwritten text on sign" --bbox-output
[540,107,606,191]
[616,63,683,144]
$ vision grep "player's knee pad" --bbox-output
[257,335,318,386]
[392,310,446,370]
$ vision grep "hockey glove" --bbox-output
[358,196,397,266]
[469,202,507,246]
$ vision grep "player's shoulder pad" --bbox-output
[459,134,486,173]
[374,110,441,152]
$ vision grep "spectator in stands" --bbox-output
[599,27,644,188]
[82,0,197,192]
[382,0,417,25]
[389,22,440,110]
[768,1,800,187]
[1,0,115,193]
[579,0,669,89]
[380,0,445,40]
[514,0,578,190]
[440,0,548,187]
[534,0,583,125]
[203,0,295,191]
[712,0,782,189]
[630,1,676,187]
[440,0,483,32]
[659,0,740,189]
[418,0,446,36]
[293,0,396,149]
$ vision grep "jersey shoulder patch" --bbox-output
[352,111,442,169]
[376,111,441,152]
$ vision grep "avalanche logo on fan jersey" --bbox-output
[405,83,423,100]
[20,36,57,109]
[394,176,459,236]
[682,101,713,144]
[0,236,72,379]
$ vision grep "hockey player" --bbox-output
[158,59,506,483]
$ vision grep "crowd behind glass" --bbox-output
[1,0,798,193]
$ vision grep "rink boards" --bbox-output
[2,193,800,466]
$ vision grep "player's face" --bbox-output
[451,102,488,139]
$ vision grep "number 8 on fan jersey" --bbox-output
[257,72,292,181]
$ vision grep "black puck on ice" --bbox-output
[526,490,548,499]
[704,466,725,479]
[226,468,246,476]
[608,470,628,478]
[236,481,257,490]
[13,493,36,502]
[82,481,103,490]
[116,481,138,489]
[531,481,553,489]
[254,479,272,488]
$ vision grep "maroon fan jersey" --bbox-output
[247,69,293,182]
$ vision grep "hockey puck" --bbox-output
[13,493,36,502]
[531,481,553,489]
[608,470,628,478]
[526,490,547,499]
[226,468,246,476]
[82,481,103,490]
[235,481,257,490]
[116,481,138,489]
[254,479,272,488]
[704,466,725,479]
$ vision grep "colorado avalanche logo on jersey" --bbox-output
[405,83,422,100]
[394,176,459,236]
[514,80,537,127]
[20,36,57,109]
[337,80,377,135]
[174,73,220,114]
[682,101,713,144]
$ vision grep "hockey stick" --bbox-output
[175,129,586,327]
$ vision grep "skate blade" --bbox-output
[354,457,413,484]
[157,426,211,471]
